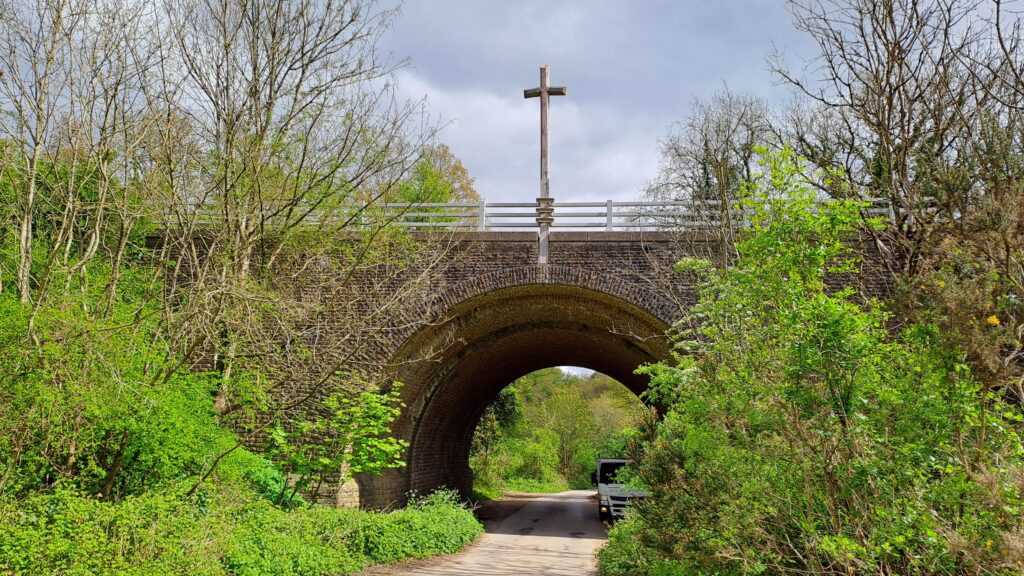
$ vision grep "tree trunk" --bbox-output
[99,431,129,500]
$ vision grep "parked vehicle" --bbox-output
[591,457,647,522]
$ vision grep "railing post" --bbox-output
[606,199,614,231]
[478,200,487,231]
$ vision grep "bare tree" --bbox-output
[644,88,773,262]
[0,0,84,303]
[144,0,437,409]
[165,0,426,272]
[773,0,1002,276]
[0,0,161,323]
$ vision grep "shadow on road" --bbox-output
[358,490,607,576]
[478,492,605,540]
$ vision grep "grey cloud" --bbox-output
[382,0,817,203]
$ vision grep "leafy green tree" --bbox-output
[396,144,478,204]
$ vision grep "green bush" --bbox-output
[0,488,223,576]
[352,490,483,564]
[0,486,481,576]
[0,287,241,501]
[599,150,1024,575]
[217,444,302,508]
[598,517,685,576]
[221,501,365,576]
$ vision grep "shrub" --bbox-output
[599,150,1024,575]
[352,489,482,564]
[0,288,239,501]
[221,501,365,576]
[0,488,223,576]
[0,484,481,576]
[598,517,685,576]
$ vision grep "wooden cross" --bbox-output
[524,65,566,265]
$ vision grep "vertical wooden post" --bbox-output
[524,65,566,264]
[537,65,552,263]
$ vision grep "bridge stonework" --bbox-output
[287,232,697,508]
[278,231,889,509]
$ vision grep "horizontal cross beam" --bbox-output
[523,86,567,98]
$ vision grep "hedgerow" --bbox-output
[0,485,480,576]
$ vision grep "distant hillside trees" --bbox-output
[470,368,649,498]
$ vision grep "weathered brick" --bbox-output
[174,230,890,509]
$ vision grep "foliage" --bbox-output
[0,273,234,500]
[0,487,224,576]
[470,368,648,496]
[598,517,685,576]
[391,142,480,228]
[350,489,483,564]
[0,486,480,576]
[471,386,523,457]
[600,150,1024,575]
[268,382,408,507]
[396,143,479,204]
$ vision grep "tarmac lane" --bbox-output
[358,490,607,576]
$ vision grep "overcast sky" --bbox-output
[380,1,818,204]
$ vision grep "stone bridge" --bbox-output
[310,231,703,508]
[274,227,888,509]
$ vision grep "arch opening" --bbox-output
[469,367,648,499]
[359,283,672,508]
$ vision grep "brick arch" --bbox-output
[357,279,674,508]
[428,264,681,326]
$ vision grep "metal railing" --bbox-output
[375,199,894,231]
[160,198,895,232]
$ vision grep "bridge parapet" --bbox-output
[168,198,894,233]
[374,199,894,231]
